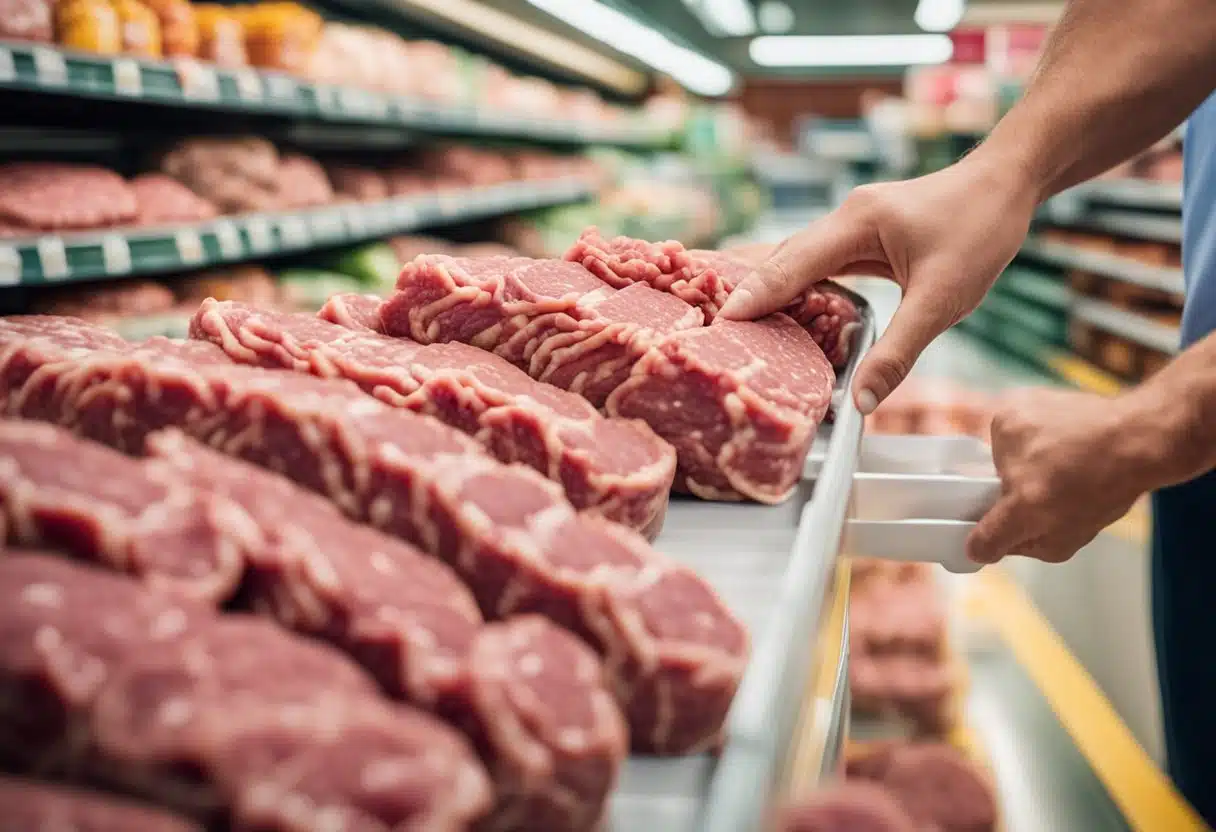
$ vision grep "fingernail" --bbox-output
[720,287,751,318]
[856,388,878,415]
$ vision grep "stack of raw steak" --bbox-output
[377,248,840,502]
[0,419,626,831]
[565,228,862,369]
[0,316,748,759]
[189,298,675,538]
[0,551,492,830]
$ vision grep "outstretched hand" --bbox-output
[718,157,1039,414]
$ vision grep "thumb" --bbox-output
[718,216,869,321]
[852,284,958,414]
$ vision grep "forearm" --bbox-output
[1120,331,1216,488]
[970,0,1216,203]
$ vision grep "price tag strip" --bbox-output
[0,46,16,84]
[308,208,345,241]
[36,237,68,281]
[32,47,67,87]
[174,229,205,265]
[177,58,220,102]
[343,206,368,238]
[101,234,132,275]
[233,69,264,104]
[245,216,274,252]
[212,219,243,260]
[0,244,20,287]
[112,58,142,97]
[277,216,310,249]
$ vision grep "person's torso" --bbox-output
[1182,91,1216,346]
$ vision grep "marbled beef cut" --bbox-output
[0,420,252,603]
[881,743,998,832]
[0,778,202,832]
[193,298,675,536]
[566,229,862,368]
[379,255,836,502]
[0,164,139,233]
[0,555,494,830]
[0,316,749,754]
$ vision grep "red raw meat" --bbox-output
[326,164,390,201]
[129,173,220,226]
[0,419,252,603]
[274,153,334,210]
[566,229,862,368]
[0,316,749,755]
[607,316,833,501]
[778,782,918,832]
[0,163,138,232]
[0,778,202,832]
[881,743,998,832]
[380,255,703,407]
[382,255,834,501]
[193,298,675,536]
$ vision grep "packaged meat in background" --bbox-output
[408,40,465,103]
[0,779,202,832]
[55,0,122,55]
[456,242,519,258]
[273,153,333,209]
[327,163,390,202]
[160,136,279,192]
[0,0,53,43]
[865,379,993,442]
[130,173,219,226]
[238,1,323,75]
[30,279,176,322]
[112,0,163,57]
[389,234,456,262]
[141,0,197,56]
[0,163,138,234]
[193,4,248,66]
[173,265,280,306]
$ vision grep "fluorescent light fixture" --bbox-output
[757,0,795,33]
[700,0,758,36]
[750,34,954,67]
[527,0,736,96]
[915,0,965,32]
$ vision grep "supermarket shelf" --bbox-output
[1072,179,1183,213]
[1078,210,1184,246]
[1072,298,1181,355]
[0,177,594,286]
[0,41,669,148]
[1021,239,1186,296]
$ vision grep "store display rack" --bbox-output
[0,40,671,148]
[0,177,594,287]
[1021,238,1185,296]
[1072,297,1181,355]
[1071,179,1183,213]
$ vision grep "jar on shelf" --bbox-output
[140,0,197,57]
[55,0,122,55]
[111,0,163,59]
[195,4,247,67]
[239,2,323,75]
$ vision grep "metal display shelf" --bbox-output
[0,40,669,147]
[1077,210,1184,245]
[0,177,593,286]
[610,304,874,832]
[1072,297,1181,355]
[1071,179,1183,213]
[1021,239,1186,296]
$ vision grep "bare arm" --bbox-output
[975,0,1216,201]
[719,0,1216,411]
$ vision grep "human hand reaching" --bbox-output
[718,156,1039,414]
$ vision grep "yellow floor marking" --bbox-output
[1046,353,1126,396]
[966,567,1207,832]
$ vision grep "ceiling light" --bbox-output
[915,0,966,32]
[749,34,955,67]
[700,0,758,37]
[757,1,795,34]
[528,0,736,96]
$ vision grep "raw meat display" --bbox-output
[194,298,676,535]
[4,422,623,831]
[0,419,252,603]
[782,741,997,832]
[0,163,138,235]
[0,553,492,829]
[31,281,177,322]
[129,173,219,226]
[866,379,994,441]
[849,560,955,737]
[0,314,750,755]
[380,254,835,502]
[566,229,862,369]
[0,778,202,832]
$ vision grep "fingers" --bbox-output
[967,496,1023,564]
[851,286,959,414]
[718,216,869,321]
